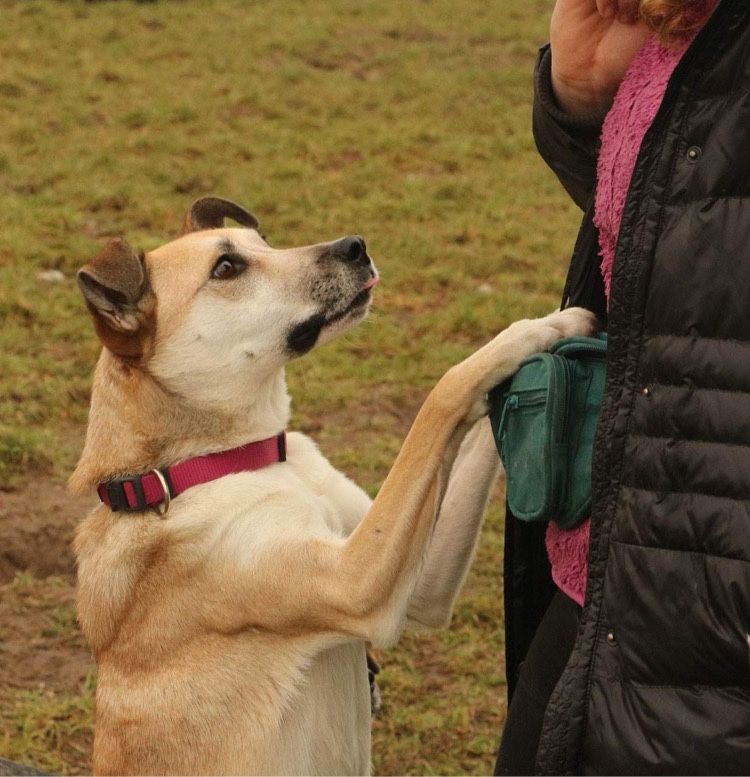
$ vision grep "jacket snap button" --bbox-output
[642,386,651,397]
[686,145,702,162]
[607,631,616,644]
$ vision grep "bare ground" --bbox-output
[0,482,95,774]
[0,483,94,585]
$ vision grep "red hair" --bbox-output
[639,0,717,43]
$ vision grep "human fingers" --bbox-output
[613,0,640,23]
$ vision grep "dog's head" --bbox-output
[77,197,379,406]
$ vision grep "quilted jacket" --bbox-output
[503,1,750,772]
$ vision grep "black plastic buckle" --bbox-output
[106,476,147,512]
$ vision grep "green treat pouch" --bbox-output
[488,333,607,530]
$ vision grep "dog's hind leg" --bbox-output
[405,416,501,629]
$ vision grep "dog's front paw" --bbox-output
[541,307,599,342]
[469,308,599,398]
[509,307,599,358]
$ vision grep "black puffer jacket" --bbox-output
[503,1,750,772]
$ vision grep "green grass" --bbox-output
[0,574,95,775]
[1,676,95,776]
[0,0,580,773]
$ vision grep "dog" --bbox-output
[70,197,595,775]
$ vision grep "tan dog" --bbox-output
[71,197,595,775]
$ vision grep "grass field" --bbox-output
[0,0,580,773]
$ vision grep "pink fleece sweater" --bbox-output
[545,33,698,607]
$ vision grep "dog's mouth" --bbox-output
[287,278,379,356]
[326,282,376,325]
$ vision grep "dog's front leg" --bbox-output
[310,323,555,646]
[406,416,501,629]
[205,309,596,647]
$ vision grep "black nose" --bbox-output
[330,235,368,266]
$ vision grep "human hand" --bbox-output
[550,0,651,116]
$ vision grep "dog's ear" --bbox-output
[77,238,155,360]
[181,196,260,235]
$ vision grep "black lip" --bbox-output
[286,288,372,355]
[287,313,326,355]
[325,287,371,325]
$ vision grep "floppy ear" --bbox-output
[181,196,260,234]
[77,238,155,360]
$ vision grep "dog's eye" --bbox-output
[211,254,247,280]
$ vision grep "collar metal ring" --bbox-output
[150,469,171,518]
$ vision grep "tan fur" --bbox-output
[73,203,596,775]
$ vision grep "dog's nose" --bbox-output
[330,236,369,266]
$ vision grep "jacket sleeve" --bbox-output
[533,45,605,210]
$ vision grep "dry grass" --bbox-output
[0,0,579,773]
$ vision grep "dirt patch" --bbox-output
[0,481,95,583]
[0,478,96,773]
[0,575,93,695]
[0,477,95,694]
[0,572,94,775]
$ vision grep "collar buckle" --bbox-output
[105,476,147,512]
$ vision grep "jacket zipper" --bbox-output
[567,2,744,773]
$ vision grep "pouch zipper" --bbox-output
[558,357,572,445]
[552,336,607,361]
[497,391,546,439]
[543,1,738,769]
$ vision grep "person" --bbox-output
[496,0,750,773]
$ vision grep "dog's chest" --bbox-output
[283,431,372,537]
[273,640,372,775]
[170,432,368,543]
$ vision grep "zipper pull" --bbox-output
[497,394,519,437]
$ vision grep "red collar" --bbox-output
[97,432,286,516]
